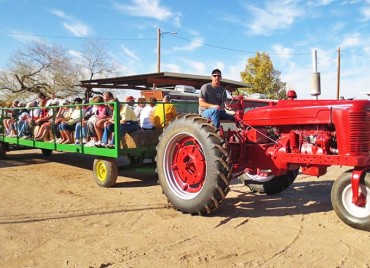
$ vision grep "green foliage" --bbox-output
[240,52,287,100]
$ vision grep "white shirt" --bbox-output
[134,106,144,119]
[139,105,154,129]
[68,108,85,124]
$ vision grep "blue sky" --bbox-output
[1,0,370,99]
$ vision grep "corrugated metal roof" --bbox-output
[80,72,251,90]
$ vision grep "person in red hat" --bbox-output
[126,96,135,107]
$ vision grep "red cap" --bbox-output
[126,96,135,101]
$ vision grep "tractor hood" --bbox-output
[243,99,370,126]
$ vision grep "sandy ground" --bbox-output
[0,149,369,268]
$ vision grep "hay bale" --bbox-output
[121,129,163,149]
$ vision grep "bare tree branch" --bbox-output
[0,39,124,102]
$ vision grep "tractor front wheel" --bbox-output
[93,158,118,187]
[156,114,232,215]
[240,169,299,195]
[331,169,370,231]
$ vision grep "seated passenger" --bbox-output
[74,120,88,145]
[134,97,146,120]
[153,94,177,129]
[59,98,84,144]
[17,111,30,138]
[48,99,74,142]
[3,100,20,137]
[85,96,112,147]
[19,101,41,139]
[75,102,96,145]
[34,100,60,141]
[37,92,50,107]
[33,99,54,140]
[100,96,139,148]
[13,102,29,138]
[139,97,157,130]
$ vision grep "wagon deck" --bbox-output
[0,72,250,185]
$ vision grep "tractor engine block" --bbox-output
[278,128,337,156]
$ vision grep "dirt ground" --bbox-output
[0,149,369,268]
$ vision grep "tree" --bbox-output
[240,52,287,100]
[0,40,81,100]
[0,39,121,102]
[80,39,119,80]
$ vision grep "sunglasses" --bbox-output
[212,74,221,77]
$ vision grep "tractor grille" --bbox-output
[349,111,370,154]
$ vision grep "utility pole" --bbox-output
[157,28,161,73]
[336,47,341,100]
[156,28,176,73]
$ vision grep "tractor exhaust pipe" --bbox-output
[310,49,321,99]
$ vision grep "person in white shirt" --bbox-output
[134,97,146,120]
[139,97,157,130]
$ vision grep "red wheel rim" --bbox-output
[171,136,206,193]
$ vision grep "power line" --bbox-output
[341,49,370,59]
[2,30,312,56]
[4,30,370,59]
[172,35,257,54]
[171,35,312,56]
[1,31,155,41]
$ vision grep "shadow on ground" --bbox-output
[1,149,335,223]
[211,179,334,224]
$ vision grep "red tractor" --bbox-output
[156,93,370,231]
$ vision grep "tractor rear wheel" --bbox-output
[93,158,118,187]
[240,169,299,195]
[331,169,370,231]
[156,114,232,215]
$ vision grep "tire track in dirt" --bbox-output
[0,204,166,224]
[261,215,304,266]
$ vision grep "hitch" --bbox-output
[351,169,367,207]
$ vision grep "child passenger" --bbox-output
[84,96,112,147]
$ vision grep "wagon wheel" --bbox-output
[156,114,232,215]
[239,168,299,195]
[93,158,118,187]
[0,142,7,159]
[41,149,53,156]
[331,169,370,231]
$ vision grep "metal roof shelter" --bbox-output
[80,72,251,90]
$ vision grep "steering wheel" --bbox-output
[223,85,239,113]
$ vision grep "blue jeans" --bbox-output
[200,108,234,128]
[17,120,27,136]
[102,124,115,144]
[75,122,88,140]
[102,121,139,145]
